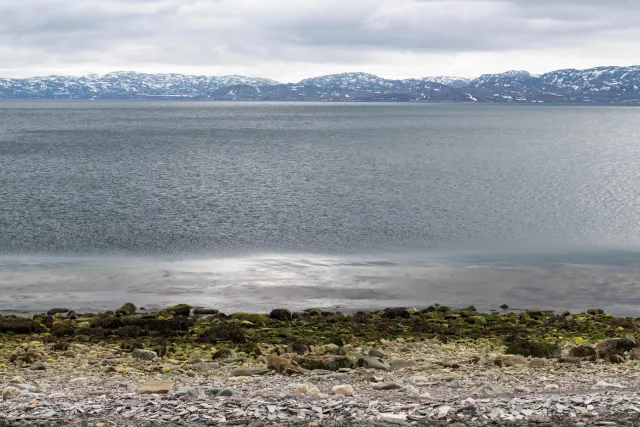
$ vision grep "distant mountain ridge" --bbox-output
[1,66,640,104]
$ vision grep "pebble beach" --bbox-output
[2,305,640,426]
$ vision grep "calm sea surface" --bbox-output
[1,101,640,314]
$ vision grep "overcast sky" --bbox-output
[1,0,639,81]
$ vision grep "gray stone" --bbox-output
[389,359,418,369]
[216,387,234,397]
[229,367,269,376]
[2,387,22,400]
[132,349,158,361]
[332,384,354,396]
[173,387,202,397]
[356,355,390,370]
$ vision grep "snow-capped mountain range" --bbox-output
[1,66,640,104]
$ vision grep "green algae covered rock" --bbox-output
[116,303,137,316]
[166,304,192,316]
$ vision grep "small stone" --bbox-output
[515,385,531,393]
[592,381,623,390]
[372,382,402,391]
[377,413,407,422]
[138,380,173,394]
[332,384,354,396]
[389,359,418,369]
[2,387,21,400]
[216,387,234,397]
[30,364,46,371]
[132,349,157,361]
[294,384,321,396]
[440,375,457,382]
[409,375,431,386]
[9,376,25,384]
[173,387,201,397]
[544,384,559,391]
[437,405,452,419]
[630,348,640,360]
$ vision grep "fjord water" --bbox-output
[1,101,640,314]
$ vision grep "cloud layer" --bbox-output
[1,0,639,80]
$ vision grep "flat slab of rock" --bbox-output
[389,359,418,369]
[230,367,269,376]
[138,380,173,394]
[373,382,403,391]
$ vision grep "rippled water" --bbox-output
[1,101,640,313]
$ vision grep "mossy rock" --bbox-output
[230,313,269,324]
[304,308,323,317]
[199,323,246,344]
[116,303,137,316]
[166,304,192,316]
[51,321,76,337]
[0,317,45,334]
[269,309,292,321]
[587,308,604,315]
[470,316,487,326]
[193,308,219,315]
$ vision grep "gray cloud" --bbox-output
[0,0,639,80]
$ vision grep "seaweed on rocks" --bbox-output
[121,342,144,352]
[51,342,70,351]
[165,304,192,316]
[382,308,412,319]
[51,321,75,337]
[0,316,45,334]
[116,325,144,338]
[199,323,246,344]
[269,309,292,321]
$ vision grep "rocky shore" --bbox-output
[2,304,640,426]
